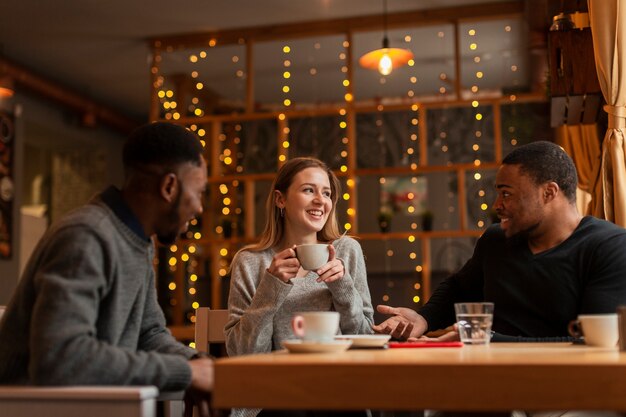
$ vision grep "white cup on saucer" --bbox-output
[291,311,339,343]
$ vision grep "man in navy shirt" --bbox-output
[373,141,626,343]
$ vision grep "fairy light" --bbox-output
[409,102,419,167]
[282,45,292,108]
[338,39,353,223]
[439,72,447,96]
[468,27,488,229]
[151,21,536,331]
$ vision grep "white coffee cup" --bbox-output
[568,314,618,347]
[291,311,339,342]
[296,244,329,270]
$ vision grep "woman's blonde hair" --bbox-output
[247,157,342,251]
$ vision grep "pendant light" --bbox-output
[359,0,414,76]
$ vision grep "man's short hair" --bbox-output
[123,122,203,176]
[502,140,577,202]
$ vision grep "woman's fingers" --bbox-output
[328,244,336,261]
[316,259,344,283]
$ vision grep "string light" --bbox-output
[152,18,535,327]
[282,45,292,108]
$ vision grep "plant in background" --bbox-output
[377,204,394,233]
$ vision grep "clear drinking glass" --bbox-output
[454,302,494,345]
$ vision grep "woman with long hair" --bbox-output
[225,157,374,356]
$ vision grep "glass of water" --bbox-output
[454,302,494,345]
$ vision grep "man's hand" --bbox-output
[185,357,215,417]
[372,304,427,340]
[409,324,460,342]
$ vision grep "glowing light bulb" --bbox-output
[378,53,393,75]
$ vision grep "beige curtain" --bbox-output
[556,124,601,214]
[588,0,626,226]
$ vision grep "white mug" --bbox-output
[568,314,618,347]
[296,244,329,270]
[291,311,339,342]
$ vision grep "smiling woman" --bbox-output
[223,157,374,417]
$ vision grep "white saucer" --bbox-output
[281,339,352,353]
[334,334,391,348]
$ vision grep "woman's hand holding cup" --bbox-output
[267,245,300,283]
[296,243,344,283]
[313,244,344,284]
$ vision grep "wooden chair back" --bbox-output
[194,307,228,355]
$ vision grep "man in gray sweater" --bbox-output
[0,122,213,415]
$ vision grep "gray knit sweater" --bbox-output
[0,191,195,391]
[225,236,374,356]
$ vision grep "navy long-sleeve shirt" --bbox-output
[420,216,626,341]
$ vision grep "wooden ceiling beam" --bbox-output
[149,1,524,50]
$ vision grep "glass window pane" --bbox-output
[424,171,460,232]
[356,110,421,169]
[501,102,551,157]
[254,36,347,108]
[362,238,425,317]
[459,17,529,94]
[427,105,494,165]
[464,168,498,231]
[212,180,245,239]
[159,44,247,117]
[357,173,438,234]
[289,115,346,170]
[220,119,278,174]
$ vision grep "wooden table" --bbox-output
[214,343,626,412]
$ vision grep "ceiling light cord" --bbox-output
[383,0,389,45]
